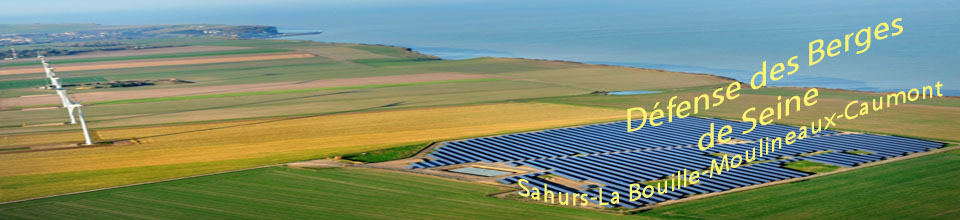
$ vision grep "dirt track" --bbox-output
[0,73,492,108]
[0,52,315,76]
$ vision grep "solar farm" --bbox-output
[1,29,957,218]
[409,117,945,209]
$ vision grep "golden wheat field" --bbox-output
[0,132,90,148]
[0,103,621,177]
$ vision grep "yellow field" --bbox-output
[0,102,620,177]
[0,132,88,148]
[498,67,731,91]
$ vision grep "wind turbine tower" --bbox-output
[10,47,17,59]
[39,56,93,145]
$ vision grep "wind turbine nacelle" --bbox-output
[50,78,63,88]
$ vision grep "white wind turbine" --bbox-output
[39,55,93,145]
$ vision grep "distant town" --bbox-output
[1,24,320,59]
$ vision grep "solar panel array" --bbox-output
[410,117,839,168]
[408,117,944,208]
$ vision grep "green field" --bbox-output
[2,35,957,219]
[645,148,960,219]
[0,167,643,219]
[0,48,290,68]
[85,78,504,106]
[1,79,588,131]
[2,39,728,134]
[782,160,841,173]
[348,45,428,58]
[0,76,108,89]
[2,149,956,219]
[342,142,430,163]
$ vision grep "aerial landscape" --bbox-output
[0,1,958,219]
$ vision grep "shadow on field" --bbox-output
[95,90,367,123]
[133,99,406,140]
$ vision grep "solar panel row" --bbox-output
[707,134,942,166]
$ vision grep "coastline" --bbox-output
[329,41,958,98]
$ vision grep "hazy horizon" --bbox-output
[3,0,958,94]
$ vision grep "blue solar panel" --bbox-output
[408,117,944,208]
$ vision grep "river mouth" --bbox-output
[607,90,661,95]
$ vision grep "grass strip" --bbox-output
[782,160,841,173]
[88,78,504,106]
[341,142,430,163]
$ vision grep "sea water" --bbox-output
[4,0,957,94]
